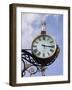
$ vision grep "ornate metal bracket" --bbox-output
[21,45,60,77]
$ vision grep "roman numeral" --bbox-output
[35,41,38,43]
[47,52,50,56]
[50,49,54,52]
[43,53,45,57]
[37,51,41,56]
[50,41,53,43]
[43,36,45,40]
[33,45,37,47]
[39,38,41,41]
[49,45,55,48]
[33,49,38,53]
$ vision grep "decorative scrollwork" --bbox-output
[21,45,60,77]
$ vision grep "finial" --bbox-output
[41,21,46,35]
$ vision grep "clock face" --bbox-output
[32,35,56,59]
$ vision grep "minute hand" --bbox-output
[42,44,54,48]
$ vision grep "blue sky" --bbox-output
[21,13,63,76]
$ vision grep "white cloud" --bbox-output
[52,14,60,21]
[21,13,50,49]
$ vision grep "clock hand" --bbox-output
[41,44,45,47]
[42,44,54,48]
[46,45,54,48]
[41,44,46,49]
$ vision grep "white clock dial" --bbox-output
[32,35,56,59]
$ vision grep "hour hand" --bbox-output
[42,44,48,47]
[41,44,45,47]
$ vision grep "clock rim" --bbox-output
[31,35,57,59]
